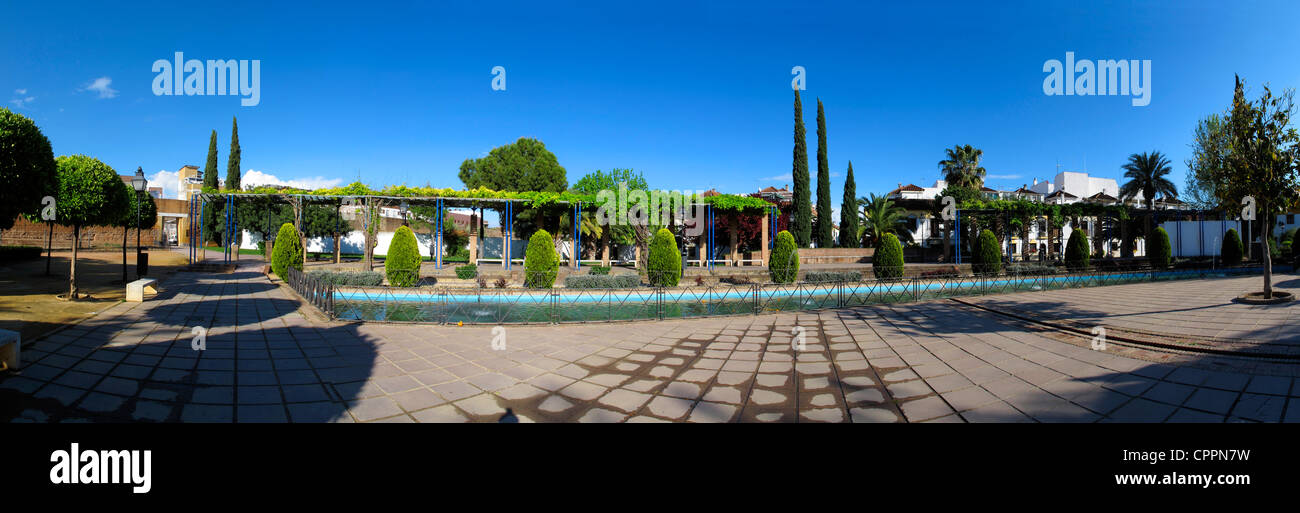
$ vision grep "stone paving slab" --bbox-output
[5,263,1300,423]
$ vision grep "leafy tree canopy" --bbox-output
[459,137,567,193]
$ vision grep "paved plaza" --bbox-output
[4,261,1300,423]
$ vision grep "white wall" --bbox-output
[240,229,444,256]
[1160,220,1242,258]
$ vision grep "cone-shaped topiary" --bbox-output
[1065,229,1090,271]
[873,232,904,279]
[1149,227,1171,269]
[1222,228,1243,266]
[270,222,303,279]
[385,225,422,287]
[973,229,1001,276]
[647,228,680,287]
[769,230,800,283]
[524,229,558,288]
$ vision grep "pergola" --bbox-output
[187,192,779,270]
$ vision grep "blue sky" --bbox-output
[5,1,1300,213]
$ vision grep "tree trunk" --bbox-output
[122,227,128,282]
[1263,234,1274,297]
[69,225,80,300]
[45,222,53,275]
[335,233,342,264]
[943,222,951,262]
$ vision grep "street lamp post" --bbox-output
[131,168,148,279]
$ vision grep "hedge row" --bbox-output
[564,274,640,289]
[306,270,384,286]
[455,264,477,279]
[805,271,862,283]
[0,245,42,261]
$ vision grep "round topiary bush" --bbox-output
[769,230,799,283]
[270,222,303,279]
[1149,227,1171,269]
[973,229,1001,276]
[873,232,904,279]
[385,225,422,287]
[1222,228,1243,266]
[0,108,57,232]
[1064,229,1090,271]
[524,229,558,288]
[647,228,680,287]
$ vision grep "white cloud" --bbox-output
[10,95,35,108]
[758,174,793,182]
[14,89,26,95]
[243,169,343,190]
[149,169,180,200]
[82,77,118,99]
[986,174,1022,180]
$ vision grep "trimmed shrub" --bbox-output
[1064,229,1090,271]
[455,264,478,279]
[306,270,384,286]
[524,229,559,288]
[872,233,904,279]
[0,245,43,261]
[588,265,611,275]
[972,229,1001,276]
[385,225,422,287]
[1221,228,1243,266]
[1149,227,1171,269]
[647,228,680,287]
[270,223,303,279]
[768,230,799,284]
[1007,263,1056,276]
[806,271,863,283]
[565,274,640,289]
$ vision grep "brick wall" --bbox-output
[0,216,161,249]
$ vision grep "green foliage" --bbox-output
[938,145,987,189]
[973,229,1002,275]
[116,172,159,229]
[1293,229,1300,266]
[860,193,912,246]
[1065,229,1090,271]
[385,225,423,287]
[839,161,859,248]
[873,233,904,279]
[1119,152,1177,212]
[1149,227,1172,269]
[226,117,241,191]
[1185,113,1230,210]
[0,245,42,261]
[524,229,559,288]
[53,155,128,229]
[565,274,640,289]
[647,228,680,286]
[0,108,57,231]
[455,264,478,279]
[805,271,863,283]
[587,265,611,275]
[459,137,567,192]
[815,98,833,247]
[306,270,384,286]
[1007,263,1056,275]
[572,168,648,194]
[769,230,800,283]
[1222,228,1243,265]
[791,91,811,247]
[203,130,219,189]
[270,223,303,279]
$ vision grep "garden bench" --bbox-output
[126,278,158,302]
[0,329,18,371]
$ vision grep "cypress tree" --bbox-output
[839,161,858,248]
[814,98,832,247]
[792,91,811,247]
[226,116,241,191]
[202,130,219,189]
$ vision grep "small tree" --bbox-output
[1222,228,1243,266]
[1149,227,1172,269]
[54,155,129,299]
[873,232,904,279]
[973,229,1001,276]
[647,227,680,286]
[524,229,559,288]
[385,225,422,287]
[1065,229,1090,271]
[839,161,859,248]
[114,177,157,281]
[270,222,303,279]
[0,108,58,233]
[769,230,799,283]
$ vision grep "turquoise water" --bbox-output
[333,267,1264,323]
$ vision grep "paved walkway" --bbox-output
[4,267,1300,423]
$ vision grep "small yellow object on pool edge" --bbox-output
[458,321,463,326]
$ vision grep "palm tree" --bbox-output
[937,145,987,189]
[1119,151,1177,237]
[859,193,912,247]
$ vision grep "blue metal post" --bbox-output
[955,210,962,265]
